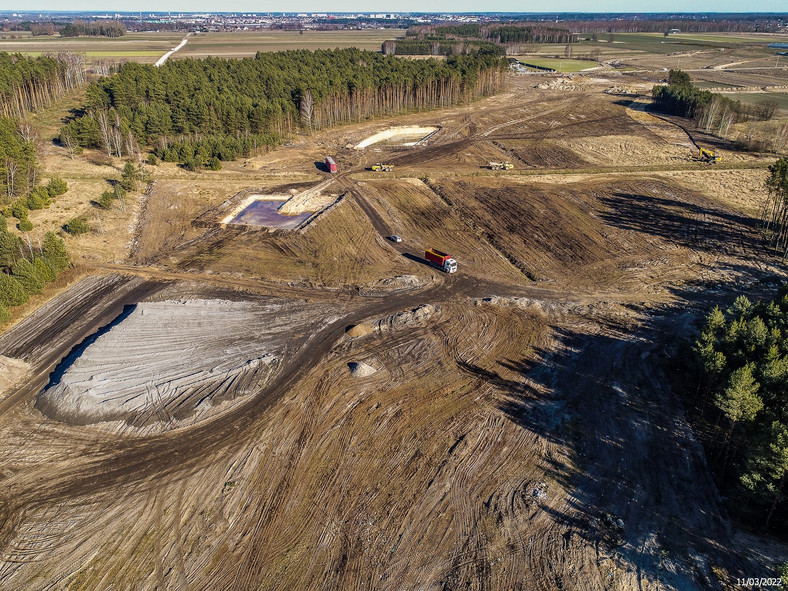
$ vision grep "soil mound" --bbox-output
[346,324,373,338]
[375,304,435,333]
[348,361,377,377]
[36,299,286,426]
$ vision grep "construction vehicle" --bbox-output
[488,161,513,170]
[325,156,337,173]
[697,148,721,164]
[425,248,457,273]
[371,163,394,172]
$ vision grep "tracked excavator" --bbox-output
[697,148,721,164]
[488,161,514,170]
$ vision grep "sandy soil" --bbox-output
[0,356,30,403]
[0,71,786,590]
[36,297,336,430]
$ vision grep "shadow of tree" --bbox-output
[458,277,786,588]
[598,190,761,256]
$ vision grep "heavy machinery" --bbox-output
[425,248,457,273]
[325,156,337,173]
[371,163,394,172]
[698,148,721,164]
[488,161,513,170]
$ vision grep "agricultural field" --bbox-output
[518,57,598,72]
[514,31,788,81]
[174,29,405,59]
[1,37,788,591]
[725,91,788,117]
[0,31,184,64]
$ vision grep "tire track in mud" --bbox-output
[0,276,169,418]
[228,376,329,591]
[0,272,497,557]
[420,178,538,281]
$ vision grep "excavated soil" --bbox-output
[0,72,785,590]
[36,298,330,429]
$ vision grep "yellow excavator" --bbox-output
[489,161,514,170]
[371,163,394,172]
[698,148,721,164]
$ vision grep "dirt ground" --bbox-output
[0,71,786,590]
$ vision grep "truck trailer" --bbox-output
[325,156,338,173]
[425,248,457,273]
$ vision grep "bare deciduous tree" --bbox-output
[300,90,314,133]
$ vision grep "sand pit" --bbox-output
[36,299,311,427]
[356,126,439,149]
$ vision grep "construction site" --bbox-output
[0,67,786,590]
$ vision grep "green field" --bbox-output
[519,58,597,72]
[725,92,788,115]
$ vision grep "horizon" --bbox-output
[2,9,788,14]
[3,4,788,16]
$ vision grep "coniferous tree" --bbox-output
[0,273,28,307]
[42,232,69,271]
[12,257,45,294]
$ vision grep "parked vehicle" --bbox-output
[697,148,720,164]
[488,161,513,170]
[388,235,402,243]
[425,248,457,273]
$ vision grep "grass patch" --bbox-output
[518,58,596,72]
[725,92,788,114]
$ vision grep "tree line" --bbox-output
[760,158,788,257]
[60,20,126,38]
[382,39,505,57]
[0,115,38,200]
[652,69,777,134]
[0,220,70,324]
[392,23,575,56]
[692,288,788,531]
[0,52,86,119]
[405,23,575,44]
[60,48,507,168]
[564,17,783,34]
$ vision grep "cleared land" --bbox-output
[0,47,787,591]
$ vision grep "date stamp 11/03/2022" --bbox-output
[735,578,783,587]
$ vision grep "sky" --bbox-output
[7,1,788,14]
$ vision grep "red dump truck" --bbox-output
[425,248,457,273]
[325,156,337,173]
